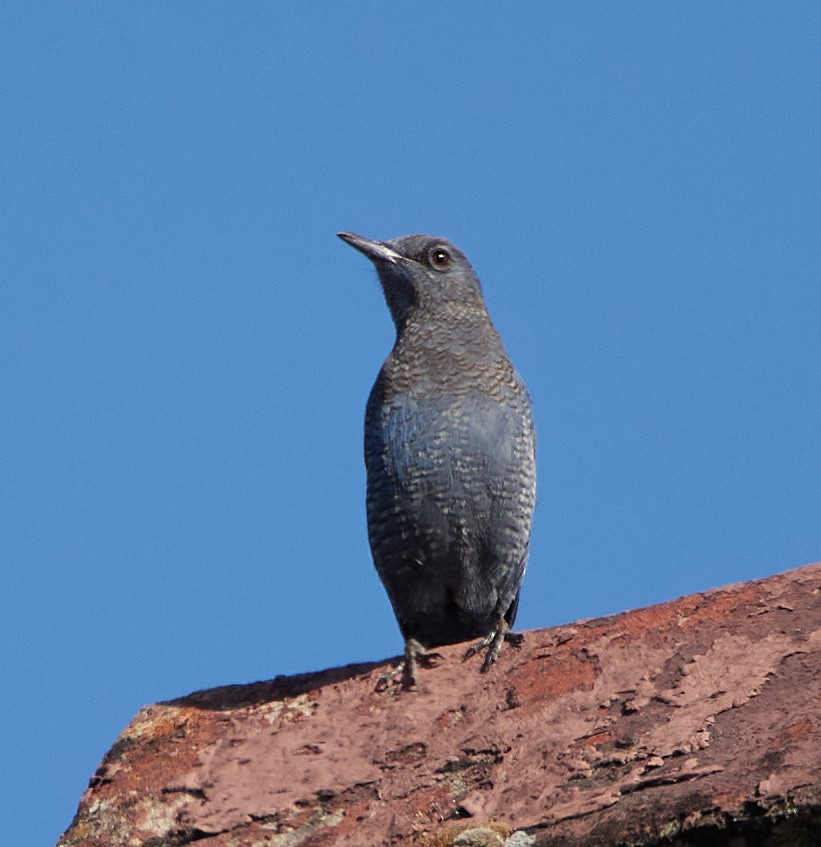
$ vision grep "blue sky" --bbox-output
[2,4,820,844]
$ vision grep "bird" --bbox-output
[337,231,536,687]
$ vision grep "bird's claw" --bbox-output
[402,638,443,689]
[463,624,523,672]
[375,640,442,692]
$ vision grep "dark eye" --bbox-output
[428,246,452,270]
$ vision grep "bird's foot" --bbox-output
[402,638,443,688]
[463,622,524,672]
[375,639,441,691]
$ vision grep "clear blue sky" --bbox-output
[2,4,820,844]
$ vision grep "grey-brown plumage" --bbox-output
[338,231,536,685]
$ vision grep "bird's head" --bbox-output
[338,232,486,332]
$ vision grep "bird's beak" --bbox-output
[337,232,402,265]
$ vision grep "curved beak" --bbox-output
[337,231,402,265]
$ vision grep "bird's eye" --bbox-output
[428,246,452,270]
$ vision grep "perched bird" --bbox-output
[338,232,536,686]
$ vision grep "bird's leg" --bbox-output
[402,638,423,689]
[375,638,441,691]
[463,619,524,672]
[402,638,443,688]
